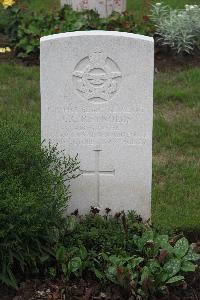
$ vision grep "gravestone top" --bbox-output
[61,0,126,18]
[41,30,153,42]
[41,31,154,220]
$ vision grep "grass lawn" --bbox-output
[0,63,199,231]
[127,0,200,20]
[153,69,200,231]
[127,0,200,13]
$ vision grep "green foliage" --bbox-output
[0,121,80,288]
[0,6,10,32]
[107,233,199,298]
[150,3,200,53]
[52,213,200,298]
[61,211,147,255]
[1,4,152,59]
[55,244,89,279]
[0,5,21,41]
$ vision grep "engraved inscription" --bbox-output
[73,49,122,103]
[45,106,148,146]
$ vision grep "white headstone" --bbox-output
[41,31,154,220]
[61,0,126,18]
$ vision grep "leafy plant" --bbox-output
[54,244,88,279]
[105,233,200,298]
[54,213,200,298]
[0,1,21,40]
[62,212,147,255]
[150,3,200,54]
[0,121,80,288]
[0,4,152,59]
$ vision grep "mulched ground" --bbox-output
[0,269,200,300]
[155,46,200,72]
[1,279,129,300]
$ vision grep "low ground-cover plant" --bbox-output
[60,211,146,255]
[0,3,152,59]
[150,2,200,54]
[0,0,20,36]
[51,212,200,299]
[104,233,200,298]
[0,121,80,288]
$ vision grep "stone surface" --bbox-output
[41,31,154,219]
[61,0,126,18]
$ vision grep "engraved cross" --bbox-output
[81,147,115,207]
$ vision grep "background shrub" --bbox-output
[150,3,200,54]
[0,4,151,59]
[62,212,146,255]
[0,121,80,288]
[14,5,138,59]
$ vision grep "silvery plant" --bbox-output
[150,3,200,54]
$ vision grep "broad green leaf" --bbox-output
[106,266,117,283]
[142,230,154,243]
[61,263,67,276]
[25,45,35,54]
[141,266,151,282]
[159,241,174,255]
[166,276,184,284]
[128,257,144,269]
[92,268,104,280]
[100,252,109,261]
[155,235,169,246]
[159,272,169,284]
[109,255,122,266]
[139,230,154,249]
[79,245,87,260]
[181,261,197,272]
[163,258,181,277]
[123,256,136,263]
[40,255,50,263]
[68,257,82,274]
[184,249,200,262]
[174,238,189,258]
[56,246,66,263]
[148,259,161,274]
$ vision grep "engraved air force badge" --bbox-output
[73,49,122,103]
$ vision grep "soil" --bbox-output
[0,269,200,300]
[154,46,200,73]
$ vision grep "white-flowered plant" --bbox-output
[150,2,200,54]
